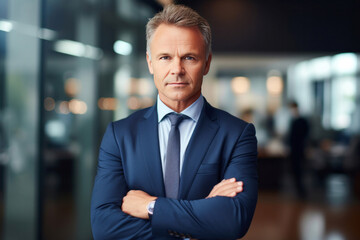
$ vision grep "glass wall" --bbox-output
[0,0,158,239]
[288,53,360,134]
[0,0,8,237]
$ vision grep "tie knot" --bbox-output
[167,113,185,127]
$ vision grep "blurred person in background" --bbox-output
[288,101,310,199]
[91,4,258,239]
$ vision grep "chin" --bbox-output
[168,91,189,100]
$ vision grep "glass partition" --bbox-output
[0,0,157,239]
[0,0,8,237]
[41,1,155,239]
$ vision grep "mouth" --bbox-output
[166,82,189,87]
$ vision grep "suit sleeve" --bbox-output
[151,123,258,240]
[91,123,152,239]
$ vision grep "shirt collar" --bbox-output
[157,95,204,123]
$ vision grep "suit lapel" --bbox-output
[139,105,166,197]
[179,101,219,199]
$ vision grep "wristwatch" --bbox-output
[147,200,156,215]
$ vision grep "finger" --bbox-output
[210,181,238,196]
[127,190,135,195]
[128,190,144,196]
[211,179,226,192]
[218,178,236,187]
[206,178,239,198]
[218,184,243,195]
[217,184,243,197]
[208,180,227,197]
[210,181,243,198]
[213,181,243,195]
[212,178,236,191]
[123,194,128,202]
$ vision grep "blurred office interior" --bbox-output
[0,0,360,239]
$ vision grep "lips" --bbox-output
[166,82,189,86]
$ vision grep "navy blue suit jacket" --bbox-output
[91,99,258,239]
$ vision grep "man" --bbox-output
[288,101,309,198]
[91,4,258,239]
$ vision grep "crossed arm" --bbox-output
[122,178,244,220]
[91,122,258,239]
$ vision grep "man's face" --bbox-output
[146,24,212,110]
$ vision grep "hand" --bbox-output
[122,190,157,219]
[206,178,243,198]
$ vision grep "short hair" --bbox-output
[146,4,212,59]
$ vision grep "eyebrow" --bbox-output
[155,51,201,58]
[155,52,170,57]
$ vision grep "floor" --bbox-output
[1,178,360,239]
[244,190,360,240]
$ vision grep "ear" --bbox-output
[146,52,154,75]
[203,53,212,75]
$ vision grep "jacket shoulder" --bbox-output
[206,103,250,130]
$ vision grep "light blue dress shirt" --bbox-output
[157,95,204,179]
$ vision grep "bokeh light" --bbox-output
[231,76,250,94]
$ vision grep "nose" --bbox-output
[170,58,184,75]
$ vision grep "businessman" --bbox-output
[91,4,258,239]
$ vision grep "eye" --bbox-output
[159,56,170,60]
[184,56,195,60]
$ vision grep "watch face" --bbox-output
[147,200,155,214]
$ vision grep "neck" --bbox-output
[159,93,201,113]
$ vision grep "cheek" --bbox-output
[190,64,205,75]
[153,74,166,91]
[153,76,161,88]
[191,69,205,84]
[153,65,168,78]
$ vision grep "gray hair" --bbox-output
[146,4,212,59]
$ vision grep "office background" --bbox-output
[1,0,360,239]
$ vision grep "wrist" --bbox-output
[147,200,156,215]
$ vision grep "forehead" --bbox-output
[150,24,205,51]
